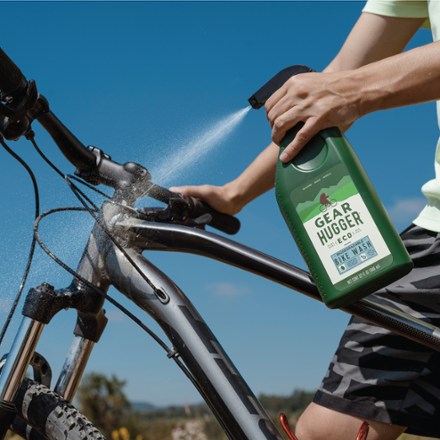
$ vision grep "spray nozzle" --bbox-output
[248,65,313,109]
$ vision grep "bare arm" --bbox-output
[170,142,279,215]
[267,12,427,162]
[173,12,425,212]
[325,13,424,71]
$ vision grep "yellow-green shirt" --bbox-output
[364,0,440,232]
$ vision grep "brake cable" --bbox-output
[0,133,178,358]
[0,136,39,346]
[68,174,113,200]
[28,133,166,296]
[28,132,169,339]
[26,133,208,395]
[33,206,171,352]
[0,42,220,401]
[33,206,218,410]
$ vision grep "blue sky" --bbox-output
[0,2,437,407]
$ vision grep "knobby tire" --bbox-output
[11,378,105,440]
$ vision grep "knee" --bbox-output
[294,413,319,440]
[293,403,354,440]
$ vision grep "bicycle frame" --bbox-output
[0,44,439,439]
[1,197,440,440]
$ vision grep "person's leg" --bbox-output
[296,226,440,439]
[295,402,406,440]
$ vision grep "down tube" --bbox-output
[105,245,284,440]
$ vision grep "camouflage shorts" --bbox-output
[314,224,440,438]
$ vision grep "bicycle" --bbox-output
[318,194,337,213]
[0,47,439,440]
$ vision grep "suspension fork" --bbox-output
[0,283,58,439]
[0,278,108,438]
[0,316,45,403]
[0,315,44,439]
[55,336,96,402]
[55,297,108,402]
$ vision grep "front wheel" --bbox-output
[11,378,105,440]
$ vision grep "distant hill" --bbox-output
[130,389,316,418]
[131,401,157,412]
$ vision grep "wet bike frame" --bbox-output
[1,167,440,439]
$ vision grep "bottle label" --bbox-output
[293,166,391,285]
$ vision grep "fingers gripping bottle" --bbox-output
[249,66,413,308]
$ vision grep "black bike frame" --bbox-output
[1,198,440,440]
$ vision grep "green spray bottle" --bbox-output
[249,66,413,308]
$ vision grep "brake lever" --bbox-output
[168,195,211,228]
[137,203,209,230]
[0,80,44,140]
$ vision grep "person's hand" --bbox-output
[169,183,243,216]
[265,71,360,162]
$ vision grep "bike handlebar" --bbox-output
[0,48,27,99]
[0,47,241,235]
[0,48,96,170]
[38,112,97,172]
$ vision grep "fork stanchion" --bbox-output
[0,317,44,402]
[0,317,45,439]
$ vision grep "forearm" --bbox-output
[171,142,279,215]
[352,42,440,115]
[323,40,440,123]
[226,142,278,210]
[227,14,427,206]
[266,13,431,161]
[325,13,424,72]
[183,13,430,210]
[323,12,433,115]
[231,13,426,202]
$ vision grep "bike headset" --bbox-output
[0,47,240,379]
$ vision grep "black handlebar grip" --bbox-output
[0,48,27,97]
[188,197,241,235]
